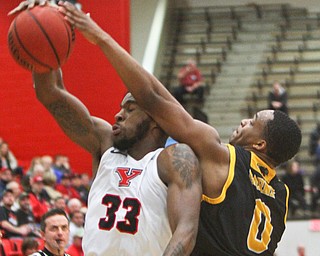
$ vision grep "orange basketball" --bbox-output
[7,5,75,73]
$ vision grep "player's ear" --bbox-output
[252,139,266,151]
[40,230,45,239]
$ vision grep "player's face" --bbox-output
[112,94,152,151]
[43,215,69,253]
[229,110,274,147]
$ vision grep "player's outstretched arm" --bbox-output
[158,144,202,255]
[33,70,112,166]
[57,1,222,160]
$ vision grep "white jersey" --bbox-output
[83,147,171,256]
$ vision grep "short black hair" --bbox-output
[40,208,69,232]
[264,110,301,166]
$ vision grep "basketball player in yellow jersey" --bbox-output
[55,2,302,255]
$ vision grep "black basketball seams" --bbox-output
[26,8,61,66]
[8,22,34,71]
[56,12,75,60]
[11,16,52,71]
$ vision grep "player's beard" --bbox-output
[113,118,151,151]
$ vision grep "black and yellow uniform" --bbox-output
[191,144,289,256]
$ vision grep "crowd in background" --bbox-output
[0,136,89,255]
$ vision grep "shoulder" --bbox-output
[160,143,197,163]
[158,143,200,184]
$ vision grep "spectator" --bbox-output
[0,189,32,238]
[52,154,71,183]
[0,168,13,198]
[66,228,84,256]
[31,163,46,178]
[281,160,307,218]
[53,196,67,212]
[27,157,42,174]
[80,173,91,192]
[40,155,54,174]
[23,162,46,194]
[0,141,18,172]
[28,175,51,224]
[43,171,62,201]
[173,58,205,104]
[21,157,42,191]
[66,198,82,216]
[21,237,40,256]
[70,174,88,205]
[55,174,81,201]
[268,80,288,115]
[310,164,320,216]
[41,155,57,183]
[30,208,70,256]
[16,192,41,237]
[6,180,22,211]
[68,210,84,248]
[309,122,320,167]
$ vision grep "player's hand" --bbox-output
[58,1,105,45]
[8,0,48,16]
[19,224,32,236]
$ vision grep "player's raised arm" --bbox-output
[58,1,224,160]
[33,70,112,170]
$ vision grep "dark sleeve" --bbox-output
[267,92,273,107]
[0,207,7,222]
[281,91,288,104]
[298,175,305,195]
[309,132,317,155]
[40,189,51,202]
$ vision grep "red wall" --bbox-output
[0,1,130,175]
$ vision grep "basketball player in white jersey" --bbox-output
[32,68,201,254]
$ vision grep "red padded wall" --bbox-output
[0,1,130,175]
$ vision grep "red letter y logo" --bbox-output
[116,167,142,187]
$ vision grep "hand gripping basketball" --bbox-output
[7,4,75,73]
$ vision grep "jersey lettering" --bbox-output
[116,167,142,187]
[249,170,275,198]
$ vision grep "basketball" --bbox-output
[7,5,75,73]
